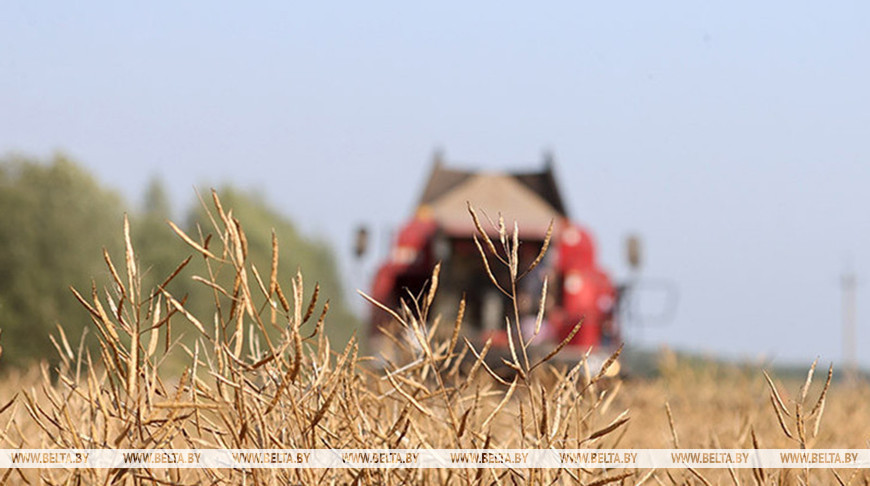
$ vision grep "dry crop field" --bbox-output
[0,192,868,485]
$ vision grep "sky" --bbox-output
[2,1,869,368]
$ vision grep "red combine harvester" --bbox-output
[366,157,627,372]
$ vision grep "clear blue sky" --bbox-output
[2,1,869,367]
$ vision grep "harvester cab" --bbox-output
[365,157,625,373]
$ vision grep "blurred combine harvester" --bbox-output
[365,155,628,373]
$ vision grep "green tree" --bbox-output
[0,158,360,369]
[0,154,124,368]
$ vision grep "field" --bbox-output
[1,193,868,485]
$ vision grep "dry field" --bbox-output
[0,193,868,485]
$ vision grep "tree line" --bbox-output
[0,154,357,369]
